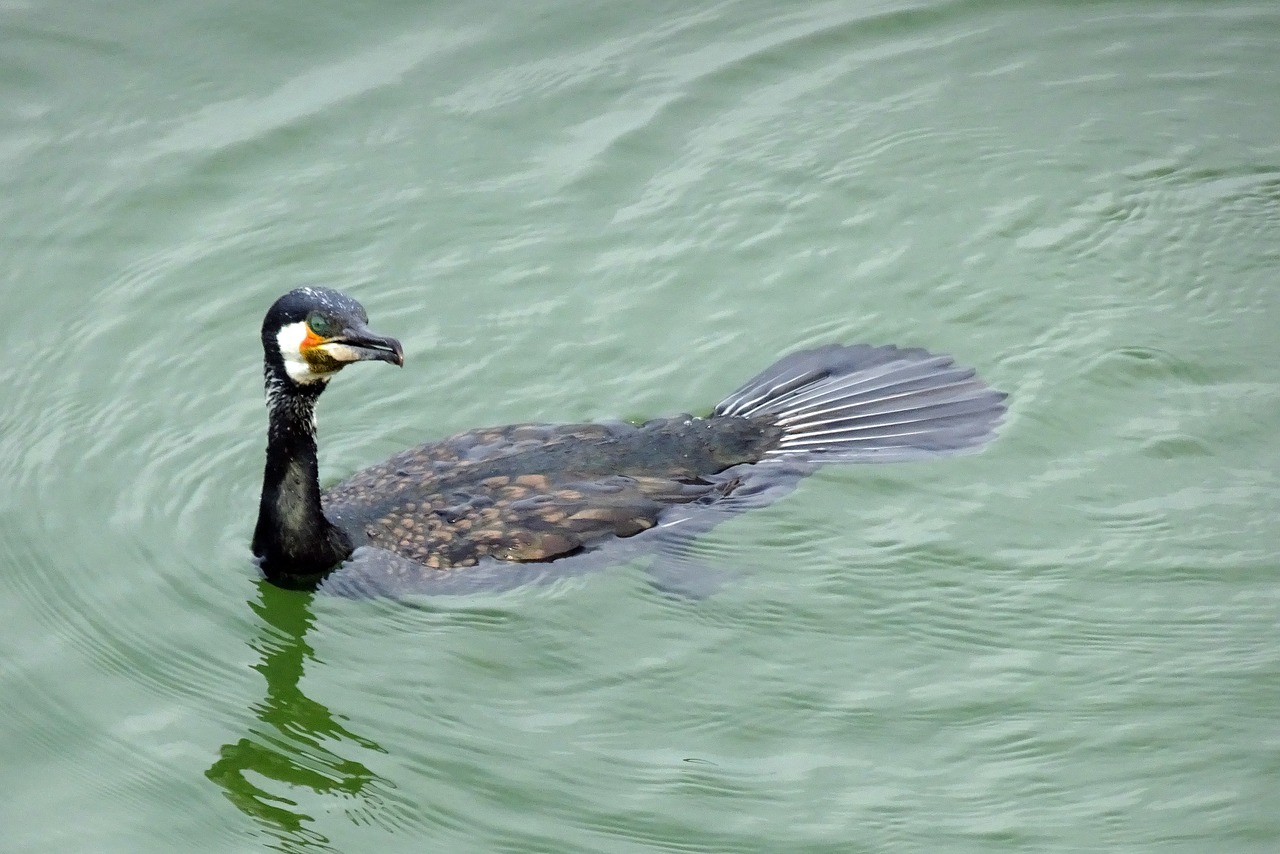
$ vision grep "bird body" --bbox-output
[252,288,1006,593]
[322,415,781,571]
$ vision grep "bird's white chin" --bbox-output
[276,321,334,385]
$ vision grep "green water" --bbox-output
[2,1,1278,851]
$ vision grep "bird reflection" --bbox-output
[206,581,392,851]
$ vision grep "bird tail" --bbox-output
[714,344,1006,462]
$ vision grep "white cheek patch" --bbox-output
[276,321,332,384]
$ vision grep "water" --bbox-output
[1,1,1278,851]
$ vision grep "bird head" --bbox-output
[262,287,404,387]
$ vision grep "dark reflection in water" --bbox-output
[206,582,392,852]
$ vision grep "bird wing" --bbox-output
[323,423,722,570]
[345,470,717,568]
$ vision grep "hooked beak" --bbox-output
[316,323,404,367]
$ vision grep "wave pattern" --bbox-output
[1,0,1278,851]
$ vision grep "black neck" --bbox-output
[252,375,351,588]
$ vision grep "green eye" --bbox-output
[307,312,333,336]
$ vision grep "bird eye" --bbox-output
[307,312,333,336]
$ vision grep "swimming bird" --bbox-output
[252,287,1006,593]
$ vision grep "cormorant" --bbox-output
[252,287,1005,593]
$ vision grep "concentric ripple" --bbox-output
[1,1,1278,851]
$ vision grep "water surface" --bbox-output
[1,1,1278,851]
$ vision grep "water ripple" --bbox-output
[2,0,1279,851]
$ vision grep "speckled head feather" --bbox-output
[264,286,370,329]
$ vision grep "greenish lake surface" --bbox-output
[2,1,1278,851]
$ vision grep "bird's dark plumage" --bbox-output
[252,288,1006,593]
